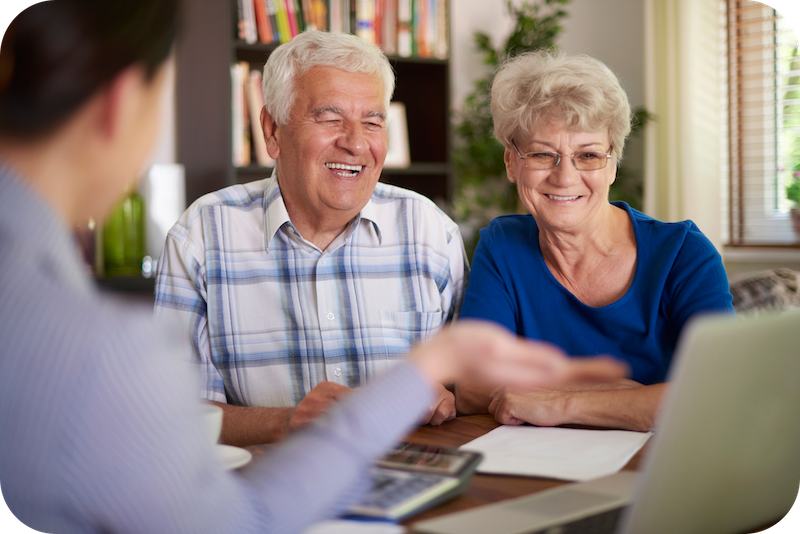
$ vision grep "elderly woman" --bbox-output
[455,50,734,432]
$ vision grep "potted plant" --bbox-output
[787,168,800,238]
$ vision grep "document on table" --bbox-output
[460,426,652,482]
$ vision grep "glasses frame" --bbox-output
[511,139,613,171]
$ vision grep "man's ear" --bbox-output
[261,106,280,159]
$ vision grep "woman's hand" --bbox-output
[488,387,571,427]
[488,379,662,432]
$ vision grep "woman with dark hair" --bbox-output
[0,4,626,532]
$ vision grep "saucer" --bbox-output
[216,444,252,470]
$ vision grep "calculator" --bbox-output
[346,442,483,521]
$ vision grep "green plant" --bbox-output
[783,46,800,212]
[450,0,651,259]
[787,172,800,207]
[608,108,654,208]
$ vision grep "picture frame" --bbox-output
[384,102,410,168]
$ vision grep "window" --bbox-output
[725,0,800,246]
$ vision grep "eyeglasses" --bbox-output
[511,140,613,171]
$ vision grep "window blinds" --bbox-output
[726,0,800,246]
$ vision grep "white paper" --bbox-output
[302,519,404,534]
[461,426,651,482]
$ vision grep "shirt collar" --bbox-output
[262,171,292,251]
[358,196,383,244]
[0,164,94,297]
[262,168,384,251]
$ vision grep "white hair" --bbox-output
[262,31,395,126]
[491,49,633,161]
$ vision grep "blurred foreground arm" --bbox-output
[410,320,628,392]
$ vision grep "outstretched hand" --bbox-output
[408,320,628,392]
[289,381,353,431]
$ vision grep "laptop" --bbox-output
[413,308,800,534]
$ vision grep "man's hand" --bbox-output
[289,382,353,431]
[419,383,456,426]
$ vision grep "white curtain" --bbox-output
[643,0,724,250]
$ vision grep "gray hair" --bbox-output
[262,31,395,126]
[491,50,633,161]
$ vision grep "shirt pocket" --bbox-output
[379,310,444,356]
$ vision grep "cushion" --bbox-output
[728,268,800,315]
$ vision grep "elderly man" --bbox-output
[154,31,468,446]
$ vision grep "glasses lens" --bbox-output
[525,152,559,169]
[573,152,608,170]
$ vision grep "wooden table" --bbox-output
[399,415,783,533]
[400,414,646,528]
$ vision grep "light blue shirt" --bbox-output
[0,166,434,533]
[154,174,467,406]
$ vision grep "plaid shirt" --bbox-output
[154,176,467,407]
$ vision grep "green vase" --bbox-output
[103,191,146,276]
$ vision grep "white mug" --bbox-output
[201,404,223,444]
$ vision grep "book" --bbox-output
[236,0,248,40]
[246,70,275,167]
[310,0,328,31]
[329,0,342,33]
[231,62,251,167]
[356,0,375,45]
[378,0,396,55]
[285,0,300,38]
[274,0,292,43]
[301,0,316,31]
[254,0,274,43]
[435,0,448,59]
[374,0,383,48]
[414,0,429,58]
[264,0,280,42]
[397,0,412,57]
[241,0,258,43]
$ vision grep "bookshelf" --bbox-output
[175,0,452,207]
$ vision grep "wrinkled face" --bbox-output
[272,66,388,227]
[505,120,616,233]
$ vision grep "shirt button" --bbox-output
[334,367,342,377]
[327,312,335,321]
[320,259,326,265]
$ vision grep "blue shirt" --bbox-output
[0,166,433,534]
[154,174,467,407]
[460,202,734,384]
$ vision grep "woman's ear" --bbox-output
[97,67,142,141]
[504,147,516,184]
[260,106,280,159]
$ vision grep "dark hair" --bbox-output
[0,0,180,139]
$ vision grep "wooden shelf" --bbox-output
[95,276,155,294]
[176,1,451,206]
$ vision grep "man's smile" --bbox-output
[325,162,364,177]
